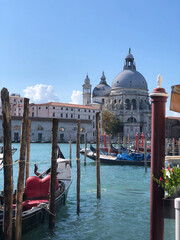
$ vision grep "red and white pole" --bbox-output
[149,75,169,240]
[141,132,144,148]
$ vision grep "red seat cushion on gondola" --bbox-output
[24,175,59,200]
[24,199,48,210]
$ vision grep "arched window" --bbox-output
[144,100,147,110]
[127,117,137,123]
[13,125,20,130]
[114,99,116,104]
[132,99,137,110]
[125,99,131,110]
[140,99,143,110]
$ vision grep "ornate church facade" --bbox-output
[82,50,152,138]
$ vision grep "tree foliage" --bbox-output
[102,110,122,136]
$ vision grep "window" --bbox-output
[132,99,137,110]
[78,115,80,119]
[59,127,65,132]
[61,107,63,110]
[13,125,20,130]
[71,108,73,111]
[127,117,137,123]
[39,107,41,110]
[66,108,68,111]
[53,113,55,117]
[20,100,22,103]
[61,113,63,117]
[66,114,68,118]
[78,109,80,111]
[84,109,86,112]
[32,112,34,117]
[125,99,131,110]
[46,107,48,109]
[71,114,73,118]
[53,107,55,109]
[89,110,91,113]
[89,116,91,120]
[32,107,34,110]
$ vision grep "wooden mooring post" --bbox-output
[69,132,72,167]
[123,136,126,148]
[84,132,87,166]
[76,120,81,215]
[15,98,29,240]
[96,112,101,199]
[108,135,111,156]
[144,134,147,173]
[25,119,31,181]
[118,133,120,154]
[149,75,169,240]
[128,133,130,152]
[1,88,13,240]
[49,118,58,228]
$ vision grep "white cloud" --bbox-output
[23,84,60,103]
[70,90,82,104]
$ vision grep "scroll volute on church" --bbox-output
[170,85,180,113]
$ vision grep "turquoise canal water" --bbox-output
[0,143,175,240]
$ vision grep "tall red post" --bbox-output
[149,75,169,240]
[135,133,138,150]
[141,132,144,148]
[104,133,107,148]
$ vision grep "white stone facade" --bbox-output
[82,50,152,139]
[0,96,100,143]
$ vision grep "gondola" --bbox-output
[86,151,151,166]
[90,144,115,155]
[0,148,72,238]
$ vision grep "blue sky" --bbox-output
[0,0,180,116]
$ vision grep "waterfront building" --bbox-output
[166,117,180,139]
[82,49,152,139]
[0,94,99,143]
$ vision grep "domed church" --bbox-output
[82,49,151,138]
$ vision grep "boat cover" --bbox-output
[116,153,151,161]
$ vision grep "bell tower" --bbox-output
[82,74,92,105]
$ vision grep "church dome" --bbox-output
[93,72,111,97]
[111,49,148,90]
[112,69,148,90]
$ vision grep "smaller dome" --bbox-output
[125,53,134,60]
[93,72,111,97]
